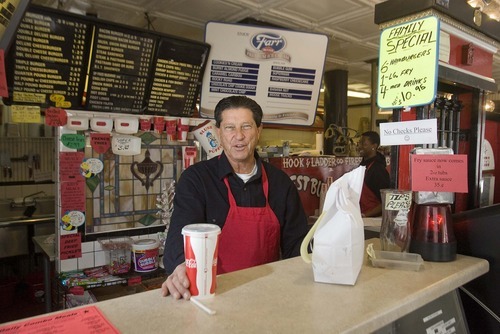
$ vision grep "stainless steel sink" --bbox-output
[0,196,55,222]
[32,196,56,215]
[0,197,56,258]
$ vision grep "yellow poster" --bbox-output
[377,16,439,109]
[11,104,41,123]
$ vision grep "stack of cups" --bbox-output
[182,146,197,170]
[177,118,190,142]
[165,117,177,142]
[182,224,221,298]
[153,116,165,134]
[139,117,152,131]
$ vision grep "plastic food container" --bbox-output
[370,250,424,271]
[66,116,89,130]
[90,118,113,132]
[114,117,139,134]
[132,239,160,273]
[98,237,133,274]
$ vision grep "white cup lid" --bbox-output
[182,223,221,236]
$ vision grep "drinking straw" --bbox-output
[190,297,216,315]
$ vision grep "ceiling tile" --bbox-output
[278,0,362,22]
[335,14,380,40]
[25,0,500,94]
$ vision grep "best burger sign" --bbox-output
[269,156,364,218]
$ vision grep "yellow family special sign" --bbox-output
[377,16,439,108]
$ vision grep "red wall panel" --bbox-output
[446,35,493,78]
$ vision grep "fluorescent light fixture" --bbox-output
[347,90,371,99]
[378,109,392,115]
[320,87,371,99]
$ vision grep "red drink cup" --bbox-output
[177,117,190,142]
[182,146,197,170]
[165,117,178,142]
[153,116,165,134]
[182,224,221,298]
[139,117,152,132]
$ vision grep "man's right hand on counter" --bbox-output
[161,263,191,300]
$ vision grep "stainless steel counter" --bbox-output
[32,234,55,313]
[0,215,55,258]
[0,197,55,258]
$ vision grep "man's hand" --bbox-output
[160,263,191,300]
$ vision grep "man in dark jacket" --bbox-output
[161,95,308,300]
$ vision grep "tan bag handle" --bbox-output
[300,211,326,263]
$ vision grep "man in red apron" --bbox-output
[161,96,308,300]
[358,131,391,217]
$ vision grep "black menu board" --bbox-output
[7,8,90,108]
[146,39,209,116]
[0,0,30,53]
[5,5,210,115]
[85,26,154,113]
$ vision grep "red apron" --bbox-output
[217,166,281,274]
[360,162,380,214]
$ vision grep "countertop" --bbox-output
[92,238,488,333]
[32,234,55,261]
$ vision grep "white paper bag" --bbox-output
[301,166,366,285]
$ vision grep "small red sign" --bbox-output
[59,152,85,182]
[128,276,142,286]
[61,180,86,213]
[60,233,82,260]
[411,154,468,193]
[90,132,111,154]
[0,50,8,98]
[45,107,68,126]
[0,305,120,333]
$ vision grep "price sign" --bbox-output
[11,104,41,123]
[60,233,82,259]
[86,26,154,113]
[411,154,468,193]
[377,16,439,108]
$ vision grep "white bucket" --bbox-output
[132,239,160,272]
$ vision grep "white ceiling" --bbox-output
[31,0,500,99]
